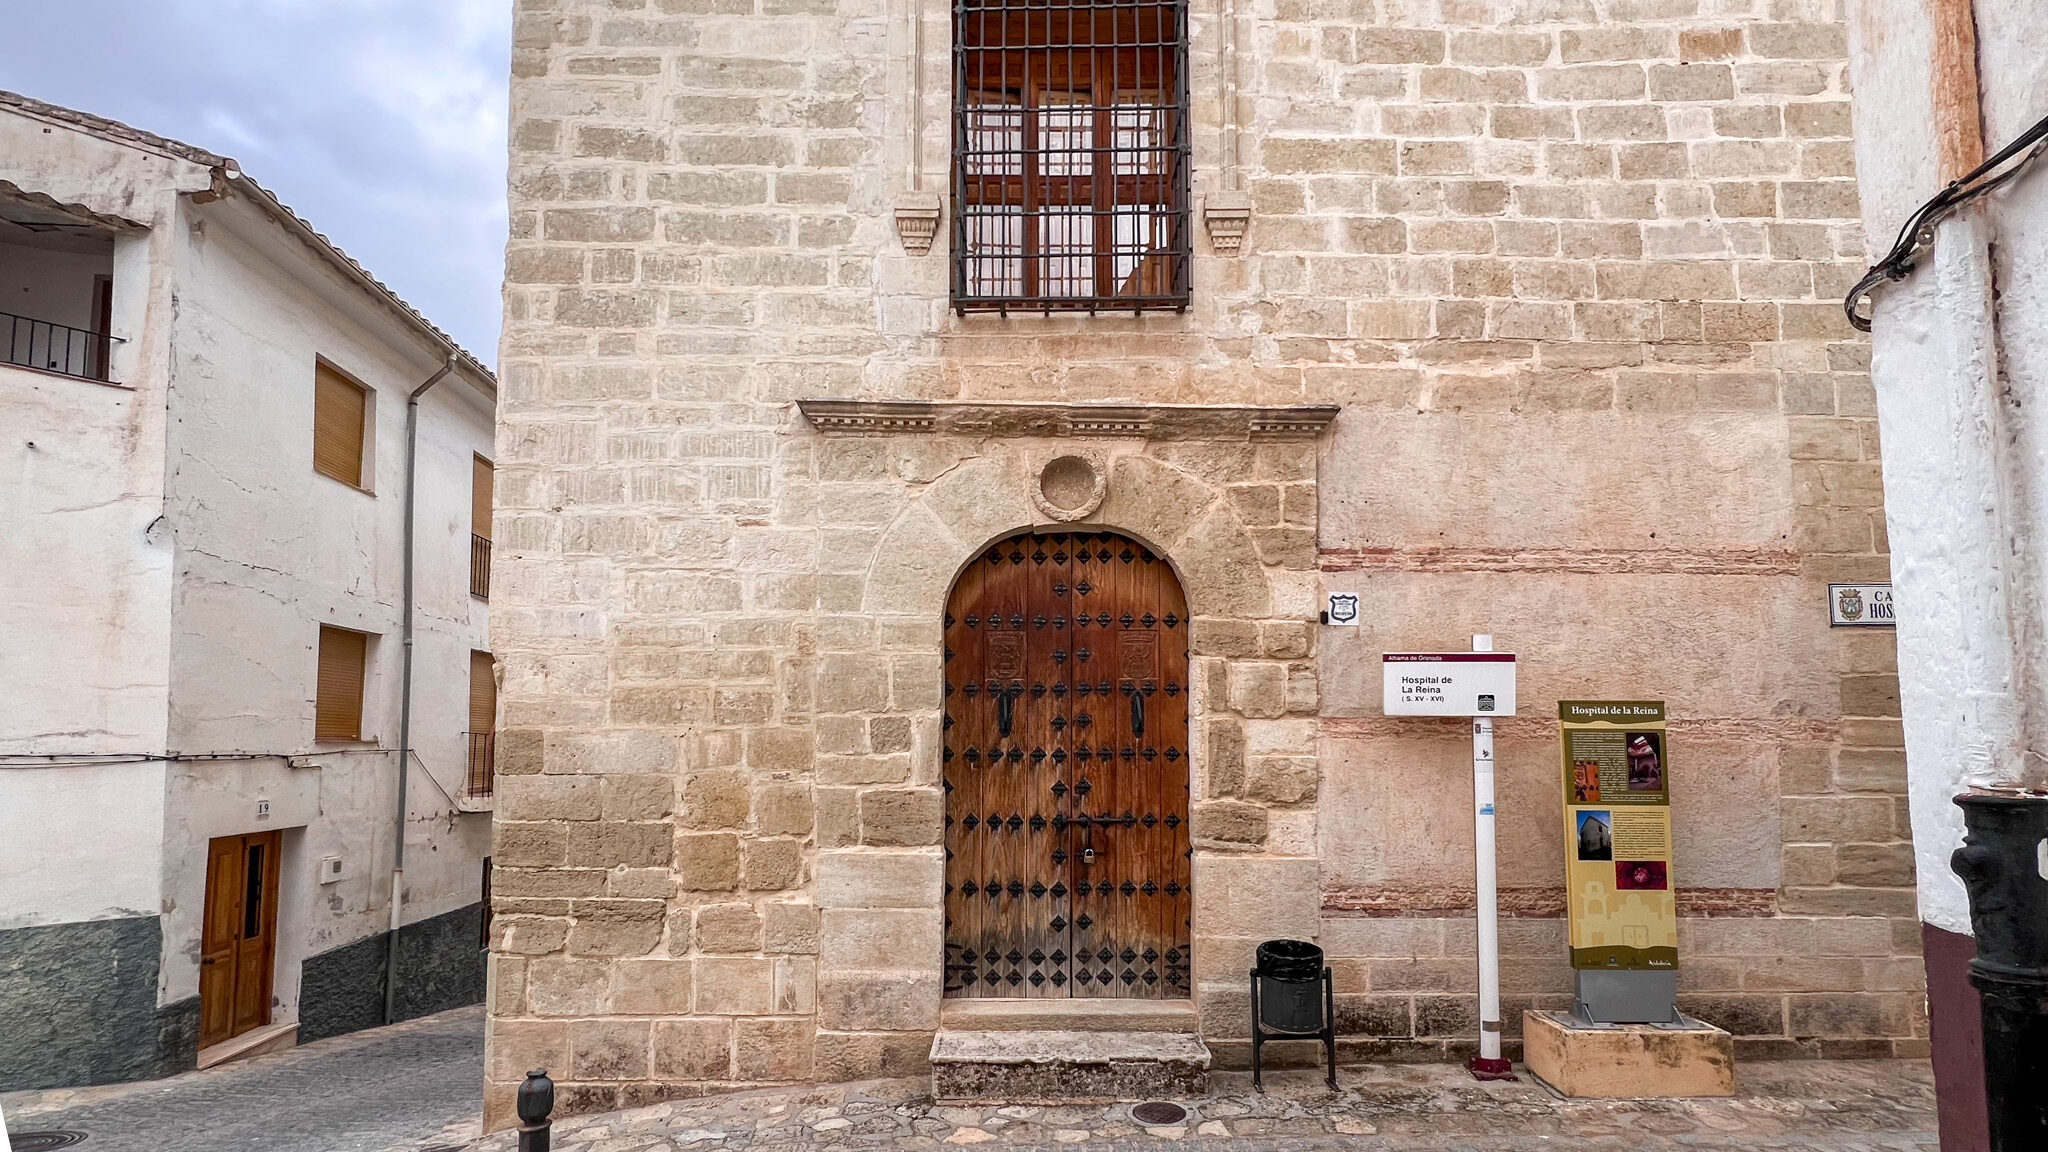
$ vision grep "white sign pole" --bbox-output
[1379,639,1517,1077]
[1468,634,1510,1078]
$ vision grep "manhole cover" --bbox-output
[12,1134,89,1151]
[1131,1102,1188,1125]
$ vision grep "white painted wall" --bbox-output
[1846,1,2048,934]
[0,365,173,754]
[1974,0,2048,783]
[0,762,165,930]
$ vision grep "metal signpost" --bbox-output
[1382,639,1517,1079]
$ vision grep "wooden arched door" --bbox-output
[942,529,1191,998]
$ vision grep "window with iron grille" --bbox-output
[951,0,1190,314]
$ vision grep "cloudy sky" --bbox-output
[0,0,511,362]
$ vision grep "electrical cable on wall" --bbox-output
[1845,110,2048,332]
[0,750,384,767]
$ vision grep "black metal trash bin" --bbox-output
[1250,939,1336,1090]
[1257,939,1323,978]
[1255,940,1325,1033]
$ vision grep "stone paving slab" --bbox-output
[474,1060,1937,1152]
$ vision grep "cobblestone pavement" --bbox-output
[2,1021,1936,1152]
[473,1060,1937,1152]
[0,1006,484,1152]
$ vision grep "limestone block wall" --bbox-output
[494,0,1914,1122]
[486,432,1328,1120]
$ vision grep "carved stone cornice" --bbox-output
[796,399,1340,441]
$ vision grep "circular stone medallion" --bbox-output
[1033,454,1106,521]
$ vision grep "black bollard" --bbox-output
[517,1067,555,1152]
[1950,792,2048,1152]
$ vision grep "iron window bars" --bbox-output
[465,732,495,799]
[951,0,1190,314]
[471,533,493,600]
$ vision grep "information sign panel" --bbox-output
[1381,652,1517,716]
[1559,700,1676,971]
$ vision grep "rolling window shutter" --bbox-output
[315,626,367,740]
[469,650,496,735]
[313,365,366,485]
[472,456,493,541]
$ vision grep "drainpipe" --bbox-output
[386,358,456,1025]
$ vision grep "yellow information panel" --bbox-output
[1559,700,1676,970]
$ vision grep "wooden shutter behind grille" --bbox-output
[316,626,367,740]
[469,650,496,734]
[313,364,367,486]
[472,456,493,541]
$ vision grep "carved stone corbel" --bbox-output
[1203,191,1252,255]
[894,194,943,255]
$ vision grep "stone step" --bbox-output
[196,1020,298,1070]
[940,997,1199,1033]
[930,1029,1211,1103]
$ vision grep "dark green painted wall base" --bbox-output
[392,901,488,1021]
[298,927,391,1042]
[0,903,484,1091]
[0,916,197,1092]
[299,902,485,1043]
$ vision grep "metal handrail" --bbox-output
[2,309,122,382]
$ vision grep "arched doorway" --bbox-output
[942,529,1191,998]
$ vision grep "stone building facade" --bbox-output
[490,0,1915,1124]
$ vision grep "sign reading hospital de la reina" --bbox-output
[1558,700,1678,971]
[1381,652,1518,716]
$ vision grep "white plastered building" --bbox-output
[0,90,499,1089]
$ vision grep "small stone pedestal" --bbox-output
[1522,1010,1734,1098]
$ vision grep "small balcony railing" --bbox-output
[4,310,120,382]
[470,534,491,599]
[465,732,494,799]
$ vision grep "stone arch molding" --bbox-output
[863,448,1274,620]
